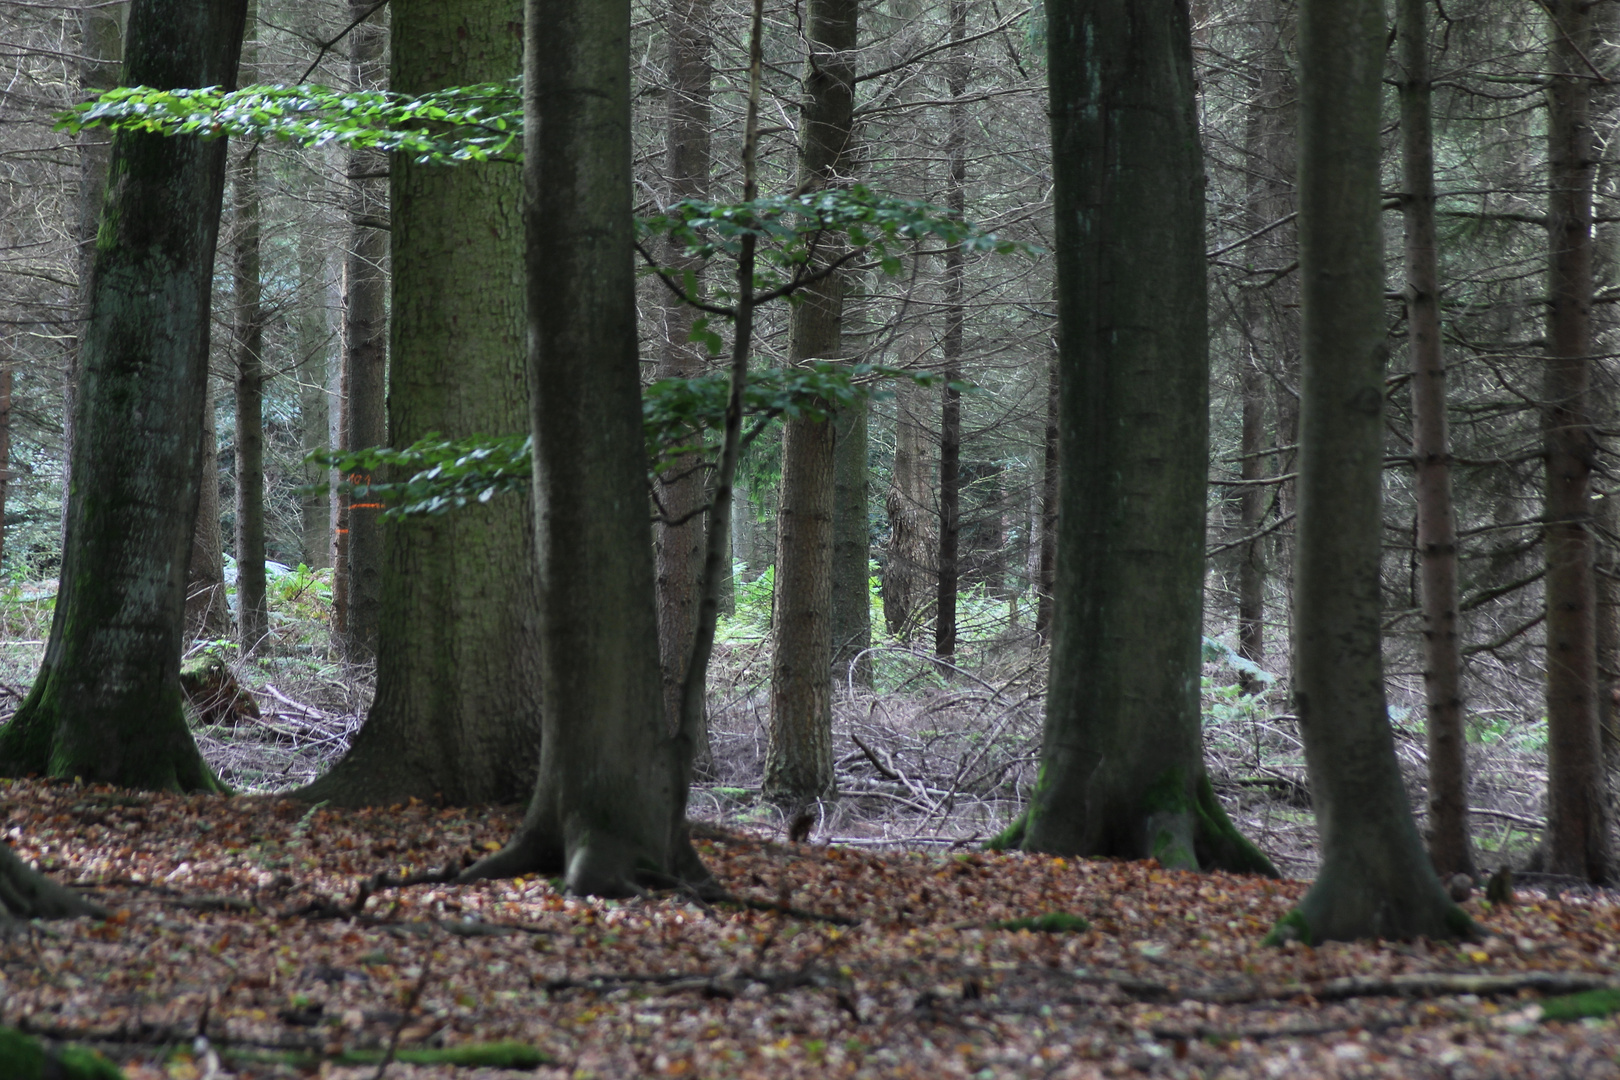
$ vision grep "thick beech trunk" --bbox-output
[1017,0,1273,878]
[339,0,388,660]
[296,0,540,808]
[0,0,246,791]
[764,0,857,806]
[460,0,703,896]
[1399,0,1473,880]
[655,0,713,767]
[1542,0,1611,883]
[1281,0,1470,942]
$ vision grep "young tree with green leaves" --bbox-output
[1276,0,1471,942]
[0,0,246,791]
[1009,0,1273,877]
[295,0,541,808]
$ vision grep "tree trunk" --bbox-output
[1399,0,1473,880]
[1016,0,1273,878]
[232,132,268,653]
[0,840,101,922]
[655,0,713,769]
[1542,0,1611,883]
[935,3,966,661]
[295,0,539,808]
[0,0,246,792]
[460,0,703,897]
[184,379,231,639]
[63,4,126,545]
[339,0,388,661]
[1282,0,1470,941]
[296,222,332,570]
[0,361,10,572]
[1035,340,1058,642]
[764,0,858,806]
[883,348,935,640]
[831,398,871,688]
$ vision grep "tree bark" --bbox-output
[763,0,858,806]
[232,133,268,653]
[296,221,332,570]
[655,0,713,768]
[934,0,966,662]
[184,379,230,639]
[0,0,246,791]
[832,397,871,688]
[339,0,388,661]
[883,349,935,640]
[63,3,126,545]
[1399,0,1473,880]
[1541,0,1611,883]
[459,0,702,896]
[1282,0,1471,941]
[0,360,10,572]
[0,840,101,922]
[1017,0,1273,877]
[296,0,540,808]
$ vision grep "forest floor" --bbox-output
[4,777,1620,1079]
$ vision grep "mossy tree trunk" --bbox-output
[296,0,540,808]
[459,0,705,896]
[184,379,231,640]
[0,0,246,791]
[1281,0,1471,942]
[1018,0,1273,877]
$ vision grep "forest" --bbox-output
[3,0,1620,1076]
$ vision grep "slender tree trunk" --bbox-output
[340,0,388,661]
[1016,0,1272,877]
[1399,0,1473,880]
[655,0,713,768]
[0,361,9,571]
[232,133,268,653]
[296,0,541,808]
[1282,0,1469,942]
[0,0,246,792]
[832,400,870,687]
[763,0,858,806]
[883,341,935,640]
[934,0,967,661]
[184,379,230,639]
[460,0,706,896]
[297,227,332,570]
[1542,0,1611,883]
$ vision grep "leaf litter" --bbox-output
[4,777,1620,1078]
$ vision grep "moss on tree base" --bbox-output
[0,1029,124,1080]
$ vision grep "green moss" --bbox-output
[990,912,1090,933]
[1443,901,1478,941]
[1150,828,1196,872]
[1192,773,1279,877]
[1140,767,1192,815]
[0,1028,125,1080]
[1262,908,1312,947]
[986,809,1028,851]
[1540,989,1620,1022]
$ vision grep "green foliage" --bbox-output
[639,186,1038,307]
[0,1028,125,1080]
[310,364,948,518]
[60,80,522,163]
